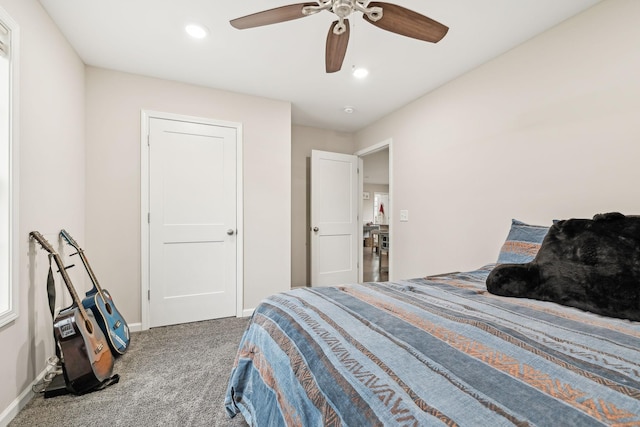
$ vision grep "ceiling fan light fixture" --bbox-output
[185,23,208,39]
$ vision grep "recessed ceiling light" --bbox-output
[343,106,355,114]
[352,67,369,79]
[185,23,208,39]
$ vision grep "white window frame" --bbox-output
[0,7,19,328]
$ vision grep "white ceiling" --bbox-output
[38,0,601,132]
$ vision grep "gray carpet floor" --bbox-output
[10,316,251,427]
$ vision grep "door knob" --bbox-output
[313,227,319,232]
[227,229,235,235]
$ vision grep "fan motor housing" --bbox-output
[333,0,354,18]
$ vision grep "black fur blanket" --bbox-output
[486,212,640,321]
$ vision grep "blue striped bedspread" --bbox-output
[224,265,640,426]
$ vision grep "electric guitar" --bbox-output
[30,231,114,394]
[60,229,130,356]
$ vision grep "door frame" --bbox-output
[140,110,244,331]
[355,138,393,282]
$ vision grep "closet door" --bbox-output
[148,117,237,327]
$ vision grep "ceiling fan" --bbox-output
[230,1,448,73]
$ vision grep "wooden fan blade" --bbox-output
[230,3,318,29]
[363,2,448,43]
[326,20,350,73]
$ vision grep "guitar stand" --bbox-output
[43,373,70,398]
[43,372,120,398]
[94,374,121,392]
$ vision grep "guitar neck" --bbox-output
[59,230,107,299]
[76,250,106,295]
[50,252,91,320]
[30,231,91,323]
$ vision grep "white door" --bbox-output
[149,118,237,327]
[311,150,359,286]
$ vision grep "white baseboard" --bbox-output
[241,308,254,318]
[0,364,54,427]
[127,322,143,333]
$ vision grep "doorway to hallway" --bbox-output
[358,141,391,283]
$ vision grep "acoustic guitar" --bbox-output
[30,231,114,394]
[60,229,130,356]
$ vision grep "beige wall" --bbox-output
[362,148,389,186]
[0,0,86,418]
[291,125,355,287]
[356,0,640,279]
[85,67,292,320]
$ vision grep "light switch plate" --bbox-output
[400,210,409,222]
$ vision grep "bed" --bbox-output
[224,218,640,426]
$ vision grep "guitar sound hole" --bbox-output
[105,303,113,315]
[85,319,93,334]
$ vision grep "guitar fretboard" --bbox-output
[30,231,92,325]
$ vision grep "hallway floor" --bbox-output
[363,246,388,282]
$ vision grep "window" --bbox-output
[373,192,389,225]
[0,7,18,328]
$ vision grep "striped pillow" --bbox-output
[497,219,549,264]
